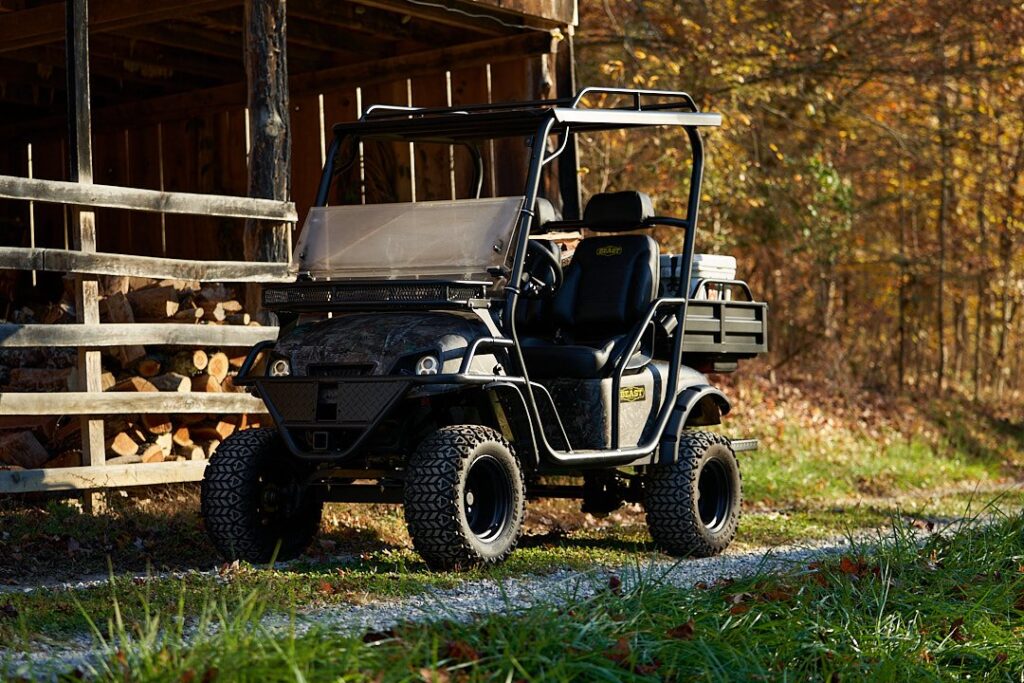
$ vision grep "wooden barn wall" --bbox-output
[0,53,552,266]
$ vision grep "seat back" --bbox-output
[552,191,659,342]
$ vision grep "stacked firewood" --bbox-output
[0,276,272,471]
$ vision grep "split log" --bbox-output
[133,356,163,378]
[100,371,117,391]
[8,367,72,391]
[200,301,227,322]
[228,353,248,369]
[191,420,235,441]
[106,454,142,465]
[102,291,146,367]
[191,374,222,393]
[203,440,221,457]
[141,413,172,435]
[207,352,230,383]
[169,350,208,376]
[128,276,157,291]
[99,275,130,297]
[140,443,164,463]
[0,431,50,468]
[106,431,139,458]
[110,377,158,392]
[173,307,204,322]
[177,444,205,460]
[225,312,251,326]
[171,425,193,447]
[128,286,180,319]
[45,449,82,468]
[150,372,191,392]
[180,413,206,425]
[158,278,200,292]
[154,432,174,455]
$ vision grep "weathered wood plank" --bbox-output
[10,31,559,137]
[468,0,577,26]
[0,392,269,416]
[0,246,293,281]
[0,175,297,222]
[244,0,292,305]
[0,460,208,494]
[0,0,238,54]
[67,0,106,479]
[0,323,279,347]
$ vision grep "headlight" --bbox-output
[414,354,439,376]
[269,358,291,377]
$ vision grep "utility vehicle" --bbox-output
[200,88,768,569]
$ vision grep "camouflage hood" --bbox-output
[274,311,494,376]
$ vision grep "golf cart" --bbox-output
[200,88,768,569]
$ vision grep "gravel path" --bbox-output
[2,534,868,680]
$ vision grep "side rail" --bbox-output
[0,174,296,495]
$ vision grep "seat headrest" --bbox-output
[532,197,560,232]
[582,191,654,232]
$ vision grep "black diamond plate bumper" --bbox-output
[254,378,411,460]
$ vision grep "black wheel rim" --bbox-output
[697,457,732,533]
[256,470,300,530]
[463,454,513,543]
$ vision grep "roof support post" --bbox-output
[243,0,292,311]
[66,0,106,508]
[555,30,580,220]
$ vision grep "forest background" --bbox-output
[574,0,1024,404]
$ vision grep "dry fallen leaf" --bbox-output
[444,639,480,663]
[605,636,632,665]
[948,617,968,644]
[419,668,450,683]
[667,619,696,640]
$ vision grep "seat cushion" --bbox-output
[522,336,629,379]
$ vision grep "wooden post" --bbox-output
[243,0,291,311]
[66,0,105,510]
[555,30,581,220]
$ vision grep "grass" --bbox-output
[1,384,1022,655]
[12,506,1024,681]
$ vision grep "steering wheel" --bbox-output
[521,240,564,298]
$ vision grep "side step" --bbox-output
[730,438,759,452]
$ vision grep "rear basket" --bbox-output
[680,299,768,371]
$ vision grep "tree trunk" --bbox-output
[243,0,291,311]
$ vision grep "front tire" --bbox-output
[644,431,741,557]
[200,428,323,564]
[404,425,526,570]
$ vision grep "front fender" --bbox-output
[657,385,731,465]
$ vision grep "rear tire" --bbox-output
[404,425,525,570]
[644,431,741,557]
[200,428,323,564]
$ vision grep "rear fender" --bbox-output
[657,386,731,465]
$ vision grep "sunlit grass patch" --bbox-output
[15,508,1021,682]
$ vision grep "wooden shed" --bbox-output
[0,0,578,499]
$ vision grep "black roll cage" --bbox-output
[299,87,722,468]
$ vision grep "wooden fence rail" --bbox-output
[0,176,293,495]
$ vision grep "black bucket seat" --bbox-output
[521,191,659,379]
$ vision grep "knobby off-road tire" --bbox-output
[644,431,742,558]
[201,428,323,564]
[404,425,526,570]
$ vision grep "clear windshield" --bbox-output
[294,196,525,280]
